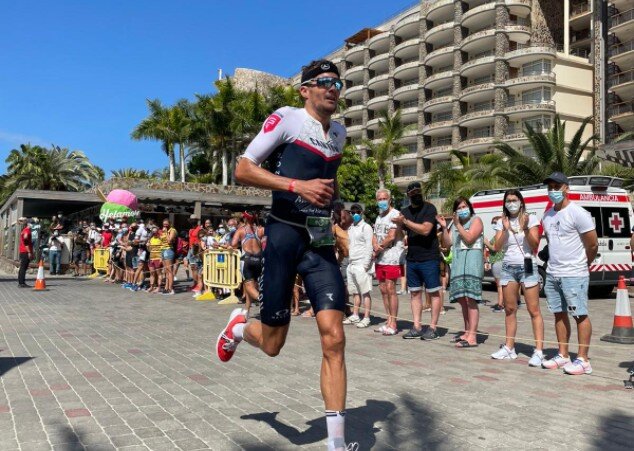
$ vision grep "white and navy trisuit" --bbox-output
[242,107,347,326]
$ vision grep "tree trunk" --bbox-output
[168,146,176,182]
[179,143,186,183]
[378,165,385,189]
[221,148,228,186]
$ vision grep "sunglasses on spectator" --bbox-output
[302,77,343,91]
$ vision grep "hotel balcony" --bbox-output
[423,118,454,136]
[394,59,420,80]
[367,52,389,72]
[344,84,364,99]
[394,38,420,61]
[505,0,531,16]
[346,124,364,137]
[368,32,390,53]
[570,2,591,27]
[366,117,382,131]
[459,108,495,127]
[460,82,495,102]
[422,144,452,159]
[461,28,496,54]
[505,24,531,45]
[460,54,495,77]
[609,100,634,129]
[392,152,418,164]
[505,45,556,67]
[424,20,454,47]
[608,69,634,100]
[458,135,496,153]
[393,82,419,101]
[393,175,420,187]
[394,12,420,40]
[504,98,556,118]
[426,0,454,23]
[505,72,556,93]
[610,40,634,70]
[368,93,390,111]
[345,65,365,83]
[424,69,454,90]
[424,44,455,70]
[610,8,634,42]
[367,73,389,91]
[422,95,454,113]
[344,103,365,119]
[462,2,496,30]
[345,45,366,65]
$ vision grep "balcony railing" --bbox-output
[401,78,419,87]
[507,98,554,107]
[610,8,634,28]
[610,40,634,57]
[608,69,634,88]
[433,136,453,146]
[571,30,591,43]
[570,2,590,18]
[609,101,634,117]
[433,112,453,122]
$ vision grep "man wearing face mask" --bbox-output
[541,172,598,376]
[373,188,403,336]
[343,204,374,328]
[48,229,63,276]
[393,182,443,340]
[187,214,202,291]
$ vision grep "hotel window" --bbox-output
[520,59,551,76]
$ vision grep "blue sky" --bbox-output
[0,0,417,175]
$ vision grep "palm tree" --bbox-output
[111,168,154,179]
[4,144,101,193]
[363,109,409,188]
[266,85,304,110]
[131,99,177,182]
[494,115,598,185]
[423,150,508,211]
[171,100,193,182]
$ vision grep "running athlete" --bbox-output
[231,211,265,313]
[216,60,349,451]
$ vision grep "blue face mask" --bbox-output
[548,189,565,204]
[377,200,389,212]
[457,208,471,219]
[352,213,362,223]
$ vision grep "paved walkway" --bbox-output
[0,275,632,450]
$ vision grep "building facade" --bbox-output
[293,0,596,188]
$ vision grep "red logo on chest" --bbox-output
[263,114,282,133]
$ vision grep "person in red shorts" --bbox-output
[372,188,404,335]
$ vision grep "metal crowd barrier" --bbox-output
[196,249,242,304]
[90,248,111,278]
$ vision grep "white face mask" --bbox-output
[505,201,521,214]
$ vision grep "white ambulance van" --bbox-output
[470,176,633,297]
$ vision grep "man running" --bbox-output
[231,211,264,313]
[216,59,349,451]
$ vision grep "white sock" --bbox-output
[231,323,245,342]
[326,410,345,451]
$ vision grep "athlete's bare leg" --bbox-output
[315,309,346,410]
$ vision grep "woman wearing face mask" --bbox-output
[490,189,544,366]
[438,197,483,348]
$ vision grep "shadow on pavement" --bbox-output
[0,357,33,377]
[241,395,441,450]
[55,425,83,450]
[591,410,634,450]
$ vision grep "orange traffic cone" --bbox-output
[33,260,47,291]
[600,276,634,344]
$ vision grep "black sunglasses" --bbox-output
[302,77,343,91]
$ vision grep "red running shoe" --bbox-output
[216,308,247,362]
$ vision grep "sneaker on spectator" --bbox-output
[563,358,592,375]
[491,345,517,360]
[542,354,571,370]
[402,328,423,339]
[382,326,397,336]
[439,308,446,316]
[356,317,371,328]
[342,315,360,325]
[421,327,439,340]
[396,290,405,295]
[528,350,545,367]
[374,325,387,333]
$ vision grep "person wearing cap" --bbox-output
[218,59,350,450]
[541,172,598,375]
[231,211,264,313]
[17,217,33,287]
[392,181,444,341]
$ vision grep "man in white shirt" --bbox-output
[373,188,403,336]
[343,204,374,328]
[541,172,598,376]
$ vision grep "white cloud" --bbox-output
[0,130,49,148]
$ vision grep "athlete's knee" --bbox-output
[320,327,346,360]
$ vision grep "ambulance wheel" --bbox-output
[538,267,546,298]
[588,285,614,299]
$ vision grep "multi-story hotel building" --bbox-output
[601,0,634,165]
[292,0,596,188]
